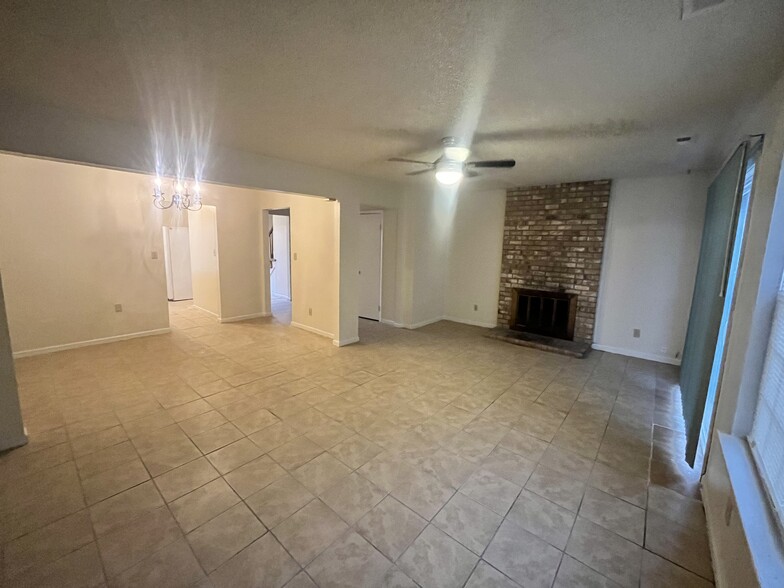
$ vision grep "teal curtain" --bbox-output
[680,143,747,465]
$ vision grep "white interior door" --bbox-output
[163,227,193,301]
[358,212,382,320]
[270,214,291,299]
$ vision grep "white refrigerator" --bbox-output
[162,227,194,301]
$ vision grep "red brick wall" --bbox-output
[498,180,611,343]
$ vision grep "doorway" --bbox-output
[268,209,292,323]
[358,211,383,321]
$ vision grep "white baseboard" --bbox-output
[405,316,445,330]
[591,343,681,365]
[290,321,334,340]
[384,316,496,330]
[333,336,360,347]
[442,315,497,329]
[192,305,220,319]
[13,327,171,358]
[219,312,271,323]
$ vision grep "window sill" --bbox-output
[719,432,784,586]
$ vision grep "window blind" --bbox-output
[749,270,784,526]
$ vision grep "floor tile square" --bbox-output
[320,472,387,524]
[89,480,165,536]
[565,517,642,588]
[210,534,300,588]
[307,530,391,588]
[640,549,713,588]
[356,496,427,561]
[554,555,620,587]
[328,434,384,469]
[465,561,520,588]
[187,503,266,572]
[225,454,288,498]
[191,422,245,454]
[644,510,713,581]
[484,519,562,588]
[391,468,454,520]
[154,457,219,502]
[433,492,502,555]
[81,457,150,505]
[507,488,576,550]
[272,499,349,565]
[525,464,585,512]
[292,452,352,494]
[580,487,645,545]
[269,436,324,470]
[110,537,205,588]
[460,468,521,515]
[97,505,182,577]
[398,524,478,588]
[170,477,240,532]
[246,474,314,528]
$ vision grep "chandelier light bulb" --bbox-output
[152,176,203,211]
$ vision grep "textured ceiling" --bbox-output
[1,0,783,187]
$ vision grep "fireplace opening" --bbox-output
[510,288,577,341]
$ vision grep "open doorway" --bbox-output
[268,209,292,324]
[358,211,383,321]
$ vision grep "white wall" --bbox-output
[445,189,506,327]
[188,205,220,316]
[0,153,170,355]
[593,173,710,364]
[397,184,459,327]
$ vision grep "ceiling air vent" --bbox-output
[682,0,729,19]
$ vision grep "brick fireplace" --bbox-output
[497,180,611,343]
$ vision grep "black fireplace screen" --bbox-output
[510,288,577,341]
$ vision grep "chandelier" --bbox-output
[152,177,203,211]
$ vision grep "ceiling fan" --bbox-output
[388,137,516,185]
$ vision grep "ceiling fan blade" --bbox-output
[388,157,434,165]
[467,159,516,168]
[406,168,434,176]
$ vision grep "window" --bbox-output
[749,269,784,528]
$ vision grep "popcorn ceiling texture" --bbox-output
[497,180,611,343]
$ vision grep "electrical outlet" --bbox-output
[308,307,312,316]
[151,251,159,260]
[473,304,478,311]
[633,328,640,338]
[114,304,123,313]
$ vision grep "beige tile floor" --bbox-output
[0,302,715,587]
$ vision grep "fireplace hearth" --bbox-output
[510,288,577,341]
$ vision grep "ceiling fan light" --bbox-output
[443,145,470,162]
[435,170,463,185]
[435,160,464,185]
